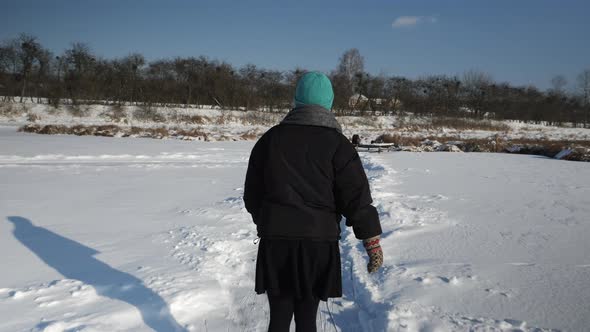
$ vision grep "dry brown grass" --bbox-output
[126,126,168,138]
[374,134,423,146]
[66,104,91,117]
[151,127,170,138]
[172,128,209,140]
[38,125,69,135]
[94,125,120,137]
[100,104,127,122]
[431,136,503,152]
[240,130,260,140]
[395,117,511,132]
[70,124,96,136]
[343,116,382,128]
[373,131,590,156]
[242,111,280,126]
[177,114,209,124]
[502,138,590,147]
[429,118,510,131]
[499,138,590,157]
[418,136,589,154]
[0,102,17,116]
[20,124,178,139]
[1,102,33,116]
[215,112,237,125]
[26,112,40,122]
[18,124,40,133]
[133,106,166,122]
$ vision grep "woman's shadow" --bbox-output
[7,216,187,332]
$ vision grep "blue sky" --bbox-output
[1,0,589,90]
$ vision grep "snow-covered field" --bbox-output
[1,125,589,331]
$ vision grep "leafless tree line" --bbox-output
[1,34,589,127]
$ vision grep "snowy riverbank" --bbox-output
[3,101,590,144]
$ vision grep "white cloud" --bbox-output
[392,16,437,28]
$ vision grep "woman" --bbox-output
[244,71,383,332]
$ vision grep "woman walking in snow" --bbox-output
[244,71,383,332]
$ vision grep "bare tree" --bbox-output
[578,70,590,128]
[337,48,365,96]
[0,39,19,100]
[64,42,96,102]
[462,70,493,88]
[461,70,494,118]
[124,53,145,104]
[33,48,52,102]
[285,67,306,90]
[239,64,262,110]
[16,34,43,102]
[384,76,411,115]
[329,71,351,114]
[550,75,568,94]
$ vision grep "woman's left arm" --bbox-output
[244,136,266,224]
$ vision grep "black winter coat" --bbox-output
[243,122,382,241]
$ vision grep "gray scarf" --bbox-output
[280,105,342,133]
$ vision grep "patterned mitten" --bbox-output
[363,236,383,273]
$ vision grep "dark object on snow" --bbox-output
[351,134,360,146]
[245,104,382,301]
[371,135,384,144]
[356,143,396,153]
[244,106,381,241]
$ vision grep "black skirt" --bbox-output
[255,238,342,301]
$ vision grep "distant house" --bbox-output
[348,94,369,108]
[372,98,386,105]
[348,94,402,111]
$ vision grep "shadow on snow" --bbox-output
[7,216,186,332]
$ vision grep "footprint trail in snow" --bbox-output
[327,152,557,332]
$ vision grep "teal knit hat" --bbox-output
[294,71,334,110]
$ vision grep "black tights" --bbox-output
[267,293,320,332]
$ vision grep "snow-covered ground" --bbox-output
[1,125,589,331]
